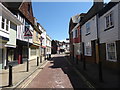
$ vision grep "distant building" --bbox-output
[46,34,52,58]
[51,40,57,54]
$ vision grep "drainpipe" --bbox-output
[96,14,103,82]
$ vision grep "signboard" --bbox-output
[24,26,32,39]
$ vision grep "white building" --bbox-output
[46,34,52,58]
[99,2,120,69]
[0,3,22,69]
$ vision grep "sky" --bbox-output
[32,2,96,41]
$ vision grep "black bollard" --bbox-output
[99,61,103,82]
[8,65,13,87]
[27,60,29,72]
[37,57,39,66]
[49,54,51,59]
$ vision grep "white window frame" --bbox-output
[106,42,117,62]
[86,22,90,35]
[1,17,5,29]
[1,17,10,31]
[85,42,92,56]
[105,12,114,29]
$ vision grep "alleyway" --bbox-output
[24,54,89,88]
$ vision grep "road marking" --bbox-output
[64,56,95,89]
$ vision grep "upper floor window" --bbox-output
[36,32,38,41]
[75,29,78,38]
[6,19,9,31]
[86,22,90,35]
[2,18,5,29]
[1,17,9,31]
[73,29,78,38]
[105,12,114,29]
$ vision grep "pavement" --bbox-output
[24,54,90,89]
[0,56,47,89]
[66,55,120,88]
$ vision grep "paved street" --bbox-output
[23,54,89,89]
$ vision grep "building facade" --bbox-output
[99,2,120,69]
[0,3,22,69]
[46,34,52,58]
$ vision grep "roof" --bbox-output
[2,1,23,10]
[81,2,104,26]
[99,2,118,17]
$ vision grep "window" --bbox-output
[85,42,92,56]
[36,32,38,41]
[75,29,78,38]
[6,19,9,31]
[86,22,90,35]
[106,43,117,62]
[1,18,5,29]
[105,12,114,29]
[31,48,36,56]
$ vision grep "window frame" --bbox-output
[105,12,114,30]
[86,22,90,35]
[85,42,92,56]
[106,42,117,62]
[1,17,5,29]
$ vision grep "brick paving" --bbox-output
[26,54,89,89]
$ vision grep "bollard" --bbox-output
[37,57,39,66]
[49,54,51,59]
[8,65,13,87]
[99,61,103,82]
[27,60,29,72]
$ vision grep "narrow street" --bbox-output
[25,54,89,88]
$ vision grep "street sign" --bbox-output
[24,26,32,39]
[24,29,32,37]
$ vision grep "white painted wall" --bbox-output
[81,16,97,56]
[41,29,46,47]
[99,4,119,43]
[6,22,17,47]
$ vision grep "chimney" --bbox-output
[94,0,104,5]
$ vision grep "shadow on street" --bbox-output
[48,55,89,89]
